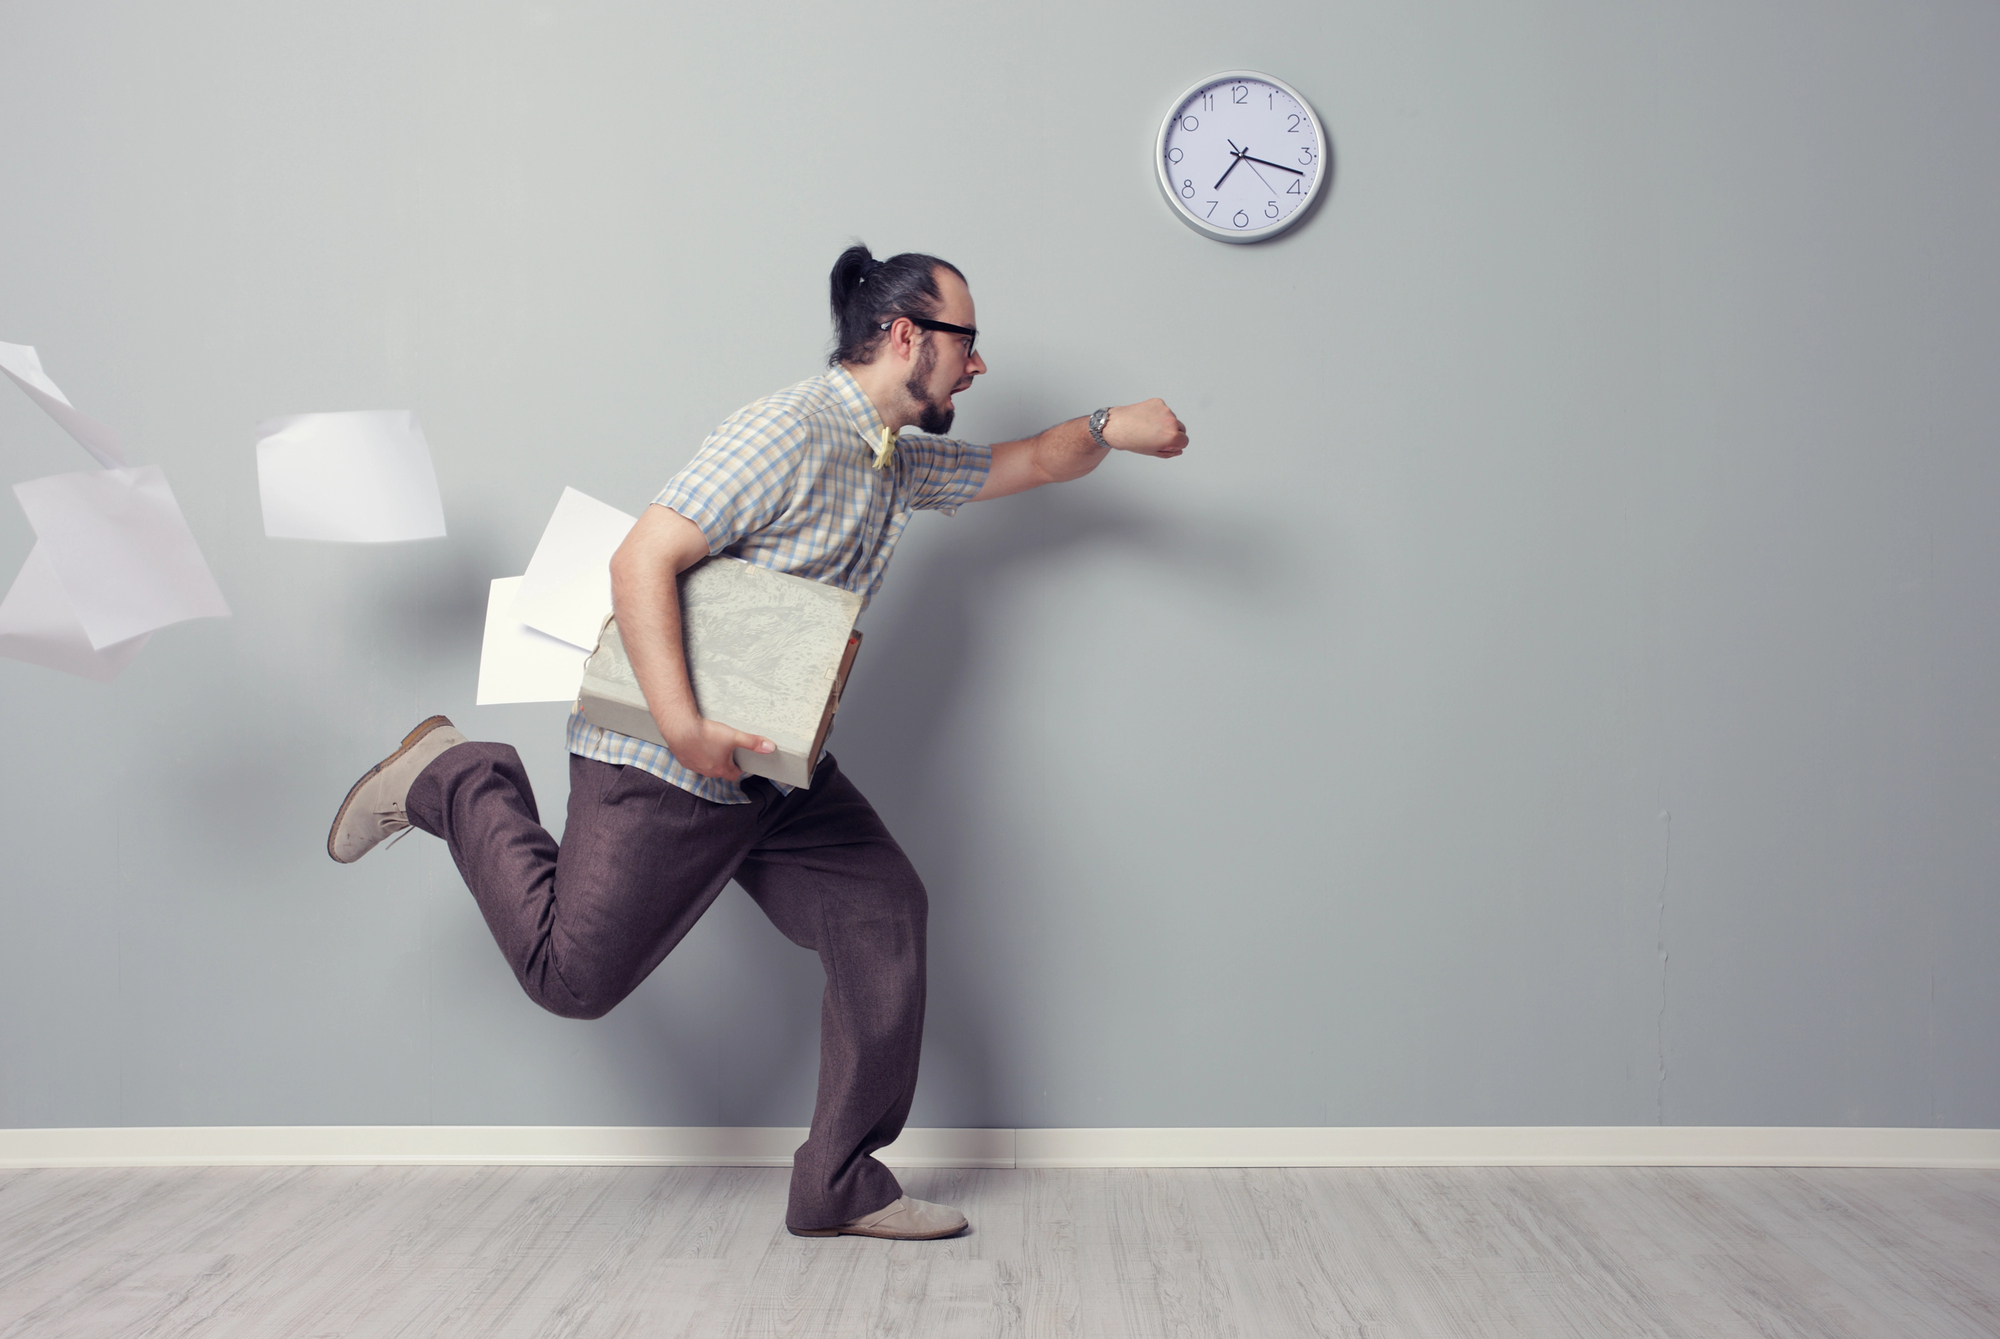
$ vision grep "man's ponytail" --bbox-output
[827,243,966,366]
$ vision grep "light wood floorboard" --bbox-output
[1,1164,1995,1337]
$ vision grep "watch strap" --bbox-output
[1088,406,1113,451]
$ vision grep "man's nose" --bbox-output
[969,351,987,375]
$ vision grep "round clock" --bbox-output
[1155,71,1327,243]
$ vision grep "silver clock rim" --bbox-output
[1154,69,1327,245]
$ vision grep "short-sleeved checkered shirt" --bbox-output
[566,365,990,803]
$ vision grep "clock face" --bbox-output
[1156,72,1325,243]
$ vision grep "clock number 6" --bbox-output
[1233,210,1250,228]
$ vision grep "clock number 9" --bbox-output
[1181,179,1195,199]
[1167,147,1183,164]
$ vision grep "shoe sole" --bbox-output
[786,1222,968,1240]
[326,715,455,863]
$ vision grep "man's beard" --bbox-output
[904,335,955,435]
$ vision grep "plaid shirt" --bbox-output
[566,365,990,802]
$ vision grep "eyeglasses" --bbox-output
[877,315,978,357]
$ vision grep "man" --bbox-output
[327,245,1188,1239]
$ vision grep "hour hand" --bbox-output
[1213,141,1248,191]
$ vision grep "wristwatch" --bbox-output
[1087,406,1113,451]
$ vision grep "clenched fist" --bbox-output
[1105,399,1189,458]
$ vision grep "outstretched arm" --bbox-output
[970,399,1188,503]
[607,504,776,781]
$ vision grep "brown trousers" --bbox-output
[406,743,926,1231]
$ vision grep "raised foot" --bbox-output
[326,715,467,864]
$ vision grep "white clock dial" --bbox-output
[1155,71,1327,243]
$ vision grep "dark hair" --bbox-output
[828,244,966,367]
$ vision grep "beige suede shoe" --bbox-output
[327,715,467,863]
[790,1195,969,1240]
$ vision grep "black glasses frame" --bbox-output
[877,315,978,356]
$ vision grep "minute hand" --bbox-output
[1241,153,1304,176]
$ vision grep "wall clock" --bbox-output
[1155,71,1327,243]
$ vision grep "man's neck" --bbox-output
[841,360,914,433]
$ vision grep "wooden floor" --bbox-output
[1,1164,1996,1337]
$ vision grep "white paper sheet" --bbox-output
[512,487,638,650]
[0,543,152,680]
[256,410,448,542]
[0,341,127,468]
[13,467,233,649]
[476,576,591,705]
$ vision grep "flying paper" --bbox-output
[512,487,638,650]
[10,467,232,650]
[0,344,230,680]
[256,410,447,542]
[476,576,591,705]
[0,545,152,681]
[0,341,126,468]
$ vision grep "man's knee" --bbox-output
[890,866,928,922]
[518,964,633,1022]
[533,990,627,1022]
[854,867,928,978]
[877,865,929,943]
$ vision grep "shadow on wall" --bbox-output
[138,526,511,891]
[831,482,1289,1127]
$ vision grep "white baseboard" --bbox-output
[3,1125,1997,1170]
[0,1126,1010,1170]
[1009,1126,2000,1169]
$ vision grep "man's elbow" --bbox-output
[607,546,641,598]
[608,531,653,589]
[610,541,693,609]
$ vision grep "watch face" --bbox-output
[1157,72,1325,243]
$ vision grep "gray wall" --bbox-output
[3,0,1996,1132]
